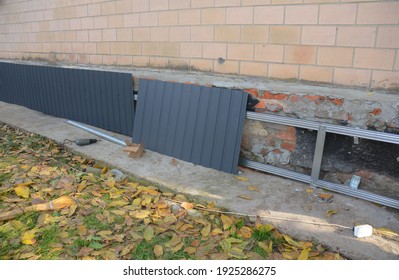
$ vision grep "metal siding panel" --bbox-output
[221,90,245,173]
[156,81,174,154]
[133,79,247,173]
[210,88,231,171]
[113,73,124,134]
[181,84,200,162]
[132,79,148,143]
[191,86,211,165]
[123,73,134,136]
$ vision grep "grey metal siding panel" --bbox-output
[0,62,134,136]
[133,79,248,174]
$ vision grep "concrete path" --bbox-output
[1,101,398,259]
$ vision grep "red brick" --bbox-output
[328,98,344,107]
[370,108,382,115]
[277,127,296,142]
[281,142,296,152]
[263,91,289,100]
[244,88,259,97]
[304,95,326,104]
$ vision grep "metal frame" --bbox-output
[241,111,399,209]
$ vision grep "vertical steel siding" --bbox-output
[133,79,248,174]
[0,62,134,135]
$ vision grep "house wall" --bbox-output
[0,0,398,90]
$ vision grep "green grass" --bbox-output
[83,212,111,231]
[36,225,59,259]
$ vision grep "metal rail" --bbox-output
[243,112,399,209]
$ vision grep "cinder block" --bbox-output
[116,0,132,14]
[214,60,239,74]
[150,0,169,11]
[77,30,88,42]
[142,42,159,55]
[226,7,253,24]
[123,14,139,27]
[202,8,226,25]
[319,4,357,24]
[333,68,371,87]
[126,43,142,55]
[103,55,117,65]
[110,42,126,55]
[216,0,241,7]
[376,27,399,48]
[90,54,103,64]
[168,58,190,70]
[270,26,300,44]
[227,44,253,60]
[116,55,133,66]
[243,0,272,5]
[240,61,267,77]
[203,42,227,59]
[133,28,150,41]
[117,28,133,42]
[254,44,284,63]
[354,48,395,70]
[170,27,190,42]
[254,6,284,24]
[101,1,116,16]
[150,27,169,41]
[241,26,269,43]
[140,12,158,26]
[215,25,240,42]
[337,27,376,47]
[268,64,299,79]
[109,15,124,28]
[179,9,201,25]
[97,42,111,54]
[102,29,117,42]
[180,42,202,58]
[302,26,336,46]
[159,42,180,57]
[84,42,96,53]
[191,26,214,42]
[132,0,150,12]
[159,11,179,26]
[318,47,353,67]
[89,30,102,42]
[300,65,333,83]
[88,3,101,16]
[284,45,317,65]
[372,70,399,89]
[357,2,399,24]
[93,16,108,29]
[285,5,318,24]
[170,0,190,9]
[191,0,215,8]
[133,56,150,67]
[190,58,213,71]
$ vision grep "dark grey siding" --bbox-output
[0,62,134,135]
[133,79,248,174]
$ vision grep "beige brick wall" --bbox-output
[0,0,398,90]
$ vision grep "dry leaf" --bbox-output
[239,226,252,239]
[326,209,337,217]
[201,224,211,237]
[247,186,260,192]
[170,158,179,166]
[298,248,310,260]
[144,226,154,241]
[68,204,78,217]
[234,176,248,182]
[154,245,163,257]
[184,247,197,254]
[21,229,36,245]
[121,244,136,257]
[181,202,194,210]
[238,195,253,200]
[319,193,333,200]
[221,215,233,230]
[306,188,314,194]
[15,185,29,198]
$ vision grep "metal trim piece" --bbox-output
[242,111,399,209]
[66,120,126,147]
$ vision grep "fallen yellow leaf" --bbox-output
[326,209,337,217]
[21,230,36,245]
[247,186,260,192]
[298,248,310,260]
[221,215,233,230]
[181,202,194,210]
[234,176,248,182]
[15,185,29,198]
[238,195,253,200]
[144,226,154,241]
[239,226,252,239]
[201,224,211,237]
[154,245,163,257]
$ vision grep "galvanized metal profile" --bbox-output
[241,111,399,209]
[133,79,248,174]
[0,62,135,136]
[239,158,312,184]
[315,180,399,209]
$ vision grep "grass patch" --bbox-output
[83,212,111,231]
[36,225,59,259]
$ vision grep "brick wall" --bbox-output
[0,0,398,90]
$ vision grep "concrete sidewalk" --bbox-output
[1,101,398,259]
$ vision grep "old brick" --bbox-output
[263,91,288,100]
[244,88,259,97]
[277,127,296,142]
[281,142,296,152]
[304,95,326,104]
[370,108,382,115]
